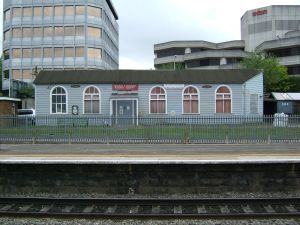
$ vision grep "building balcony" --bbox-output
[278,55,300,66]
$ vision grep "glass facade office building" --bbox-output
[2,0,119,97]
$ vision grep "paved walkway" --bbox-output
[0,144,300,164]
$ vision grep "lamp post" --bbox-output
[173,55,177,70]
[32,66,38,81]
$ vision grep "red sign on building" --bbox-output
[252,9,268,16]
[112,84,139,91]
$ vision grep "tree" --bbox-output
[289,76,300,92]
[155,62,185,70]
[17,85,34,99]
[241,51,293,93]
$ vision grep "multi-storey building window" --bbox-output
[75,47,84,57]
[84,86,100,114]
[88,6,101,17]
[75,26,84,36]
[88,27,102,39]
[216,86,231,113]
[22,49,32,58]
[76,6,85,15]
[4,30,10,41]
[54,6,63,17]
[54,48,63,57]
[33,48,42,58]
[12,49,21,58]
[54,27,64,36]
[12,28,22,38]
[23,70,32,79]
[33,27,43,37]
[3,70,9,79]
[44,6,53,17]
[4,9,11,22]
[65,48,74,57]
[150,86,166,114]
[88,48,102,59]
[12,8,21,18]
[183,86,199,114]
[23,7,33,17]
[12,70,22,80]
[65,26,74,36]
[51,86,67,114]
[3,50,10,60]
[44,27,53,37]
[44,48,52,58]
[33,7,42,17]
[23,28,32,38]
[65,6,74,16]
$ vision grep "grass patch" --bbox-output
[1,124,299,142]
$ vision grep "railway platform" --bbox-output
[0,144,300,164]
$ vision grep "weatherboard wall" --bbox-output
[35,74,263,116]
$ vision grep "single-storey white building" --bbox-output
[34,69,263,120]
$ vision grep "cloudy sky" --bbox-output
[1,0,299,69]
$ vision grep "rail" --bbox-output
[0,197,300,218]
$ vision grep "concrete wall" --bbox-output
[0,164,299,196]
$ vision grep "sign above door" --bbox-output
[112,84,139,91]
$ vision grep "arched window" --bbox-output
[84,86,100,114]
[183,86,199,114]
[150,86,166,114]
[51,86,67,114]
[216,86,231,113]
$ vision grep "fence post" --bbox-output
[32,136,36,144]
[184,128,190,144]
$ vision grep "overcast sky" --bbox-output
[1,0,299,69]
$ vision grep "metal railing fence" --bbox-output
[0,115,299,144]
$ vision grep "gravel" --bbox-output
[0,218,300,225]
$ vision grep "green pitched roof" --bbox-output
[34,69,261,85]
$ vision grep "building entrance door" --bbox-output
[111,99,138,125]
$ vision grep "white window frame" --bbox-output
[50,86,68,114]
[83,85,101,114]
[215,85,232,114]
[182,85,200,114]
[148,86,167,114]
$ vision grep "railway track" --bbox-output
[0,197,300,218]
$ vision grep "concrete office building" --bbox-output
[241,5,300,51]
[242,5,300,76]
[2,0,119,97]
[256,30,300,76]
[155,5,300,76]
[154,40,247,70]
